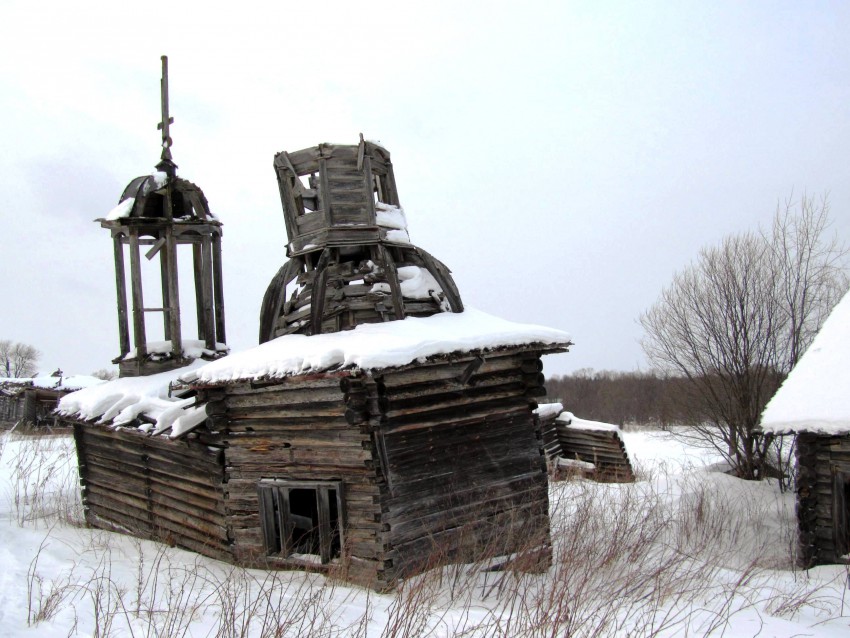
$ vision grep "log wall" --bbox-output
[795,433,850,567]
[73,424,231,561]
[213,375,386,587]
[345,351,552,586]
[0,394,24,423]
[73,348,558,591]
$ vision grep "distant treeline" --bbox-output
[545,369,685,427]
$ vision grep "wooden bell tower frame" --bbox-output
[101,57,226,377]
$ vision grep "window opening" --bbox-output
[373,174,384,204]
[257,480,343,563]
[295,173,319,213]
[289,488,320,554]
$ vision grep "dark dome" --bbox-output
[112,173,216,223]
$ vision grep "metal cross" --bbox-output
[157,55,174,162]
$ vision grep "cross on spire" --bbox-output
[157,55,176,173]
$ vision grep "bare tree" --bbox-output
[640,194,848,479]
[0,340,41,378]
[768,194,848,369]
[90,368,118,381]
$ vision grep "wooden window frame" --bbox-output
[257,479,344,564]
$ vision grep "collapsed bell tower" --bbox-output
[259,136,463,342]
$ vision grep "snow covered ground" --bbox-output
[1,427,848,637]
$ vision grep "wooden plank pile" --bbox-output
[554,414,635,482]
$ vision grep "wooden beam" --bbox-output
[385,159,400,206]
[165,225,182,358]
[212,233,226,345]
[318,157,332,227]
[310,249,332,335]
[201,234,216,351]
[362,155,377,224]
[113,234,130,358]
[258,258,300,344]
[415,247,464,313]
[193,243,205,340]
[160,236,172,340]
[373,244,405,321]
[128,229,147,357]
[145,237,167,260]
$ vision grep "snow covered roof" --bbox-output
[59,308,571,438]
[761,289,850,436]
[58,361,207,438]
[556,411,623,434]
[35,375,106,391]
[181,307,570,387]
[0,375,105,392]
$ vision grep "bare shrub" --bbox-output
[26,531,77,625]
[9,432,850,636]
[2,432,83,527]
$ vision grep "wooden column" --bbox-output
[163,184,182,359]
[113,234,130,357]
[193,242,205,340]
[201,234,216,350]
[165,226,182,358]
[128,229,147,358]
[212,232,226,345]
[160,235,172,341]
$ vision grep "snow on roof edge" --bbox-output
[1,375,106,391]
[759,420,850,437]
[557,411,622,434]
[180,307,571,387]
[57,308,570,440]
[534,402,564,419]
[761,288,850,435]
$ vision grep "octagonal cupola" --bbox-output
[99,56,227,377]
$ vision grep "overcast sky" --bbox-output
[2,1,849,379]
